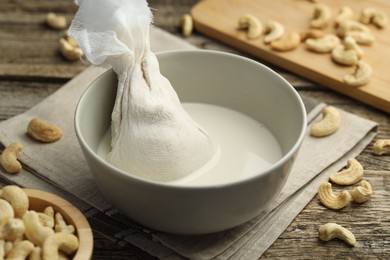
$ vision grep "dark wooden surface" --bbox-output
[0,0,389,259]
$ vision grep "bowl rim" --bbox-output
[75,49,307,190]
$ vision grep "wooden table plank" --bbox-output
[0,0,389,259]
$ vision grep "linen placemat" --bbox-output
[0,27,377,259]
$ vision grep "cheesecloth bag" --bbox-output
[68,0,217,182]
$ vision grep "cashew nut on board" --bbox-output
[334,6,354,27]
[270,32,301,52]
[310,4,332,29]
[238,14,263,40]
[345,31,375,46]
[310,106,340,137]
[359,7,388,29]
[299,29,324,42]
[263,20,284,43]
[336,20,370,38]
[45,12,67,30]
[329,158,364,185]
[373,139,390,155]
[331,35,364,66]
[318,223,356,246]
[305,34,340,53]
[180,14,193,37]
[351,180,373,203]
[0,142,23,174]
[318,182,351,210]
[343,60,372,87]
[42,233,79,260]
[0,185,29,219]
[331,45,359,66]
[27,118,63,143]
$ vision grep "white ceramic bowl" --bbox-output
[75,50,307,234]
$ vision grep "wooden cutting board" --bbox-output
[191,0,390,113]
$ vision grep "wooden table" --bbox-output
[0,0,389,259]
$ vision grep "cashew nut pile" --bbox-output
[0,185,79,260]
[317,157,374,246]
[236,4,387,86]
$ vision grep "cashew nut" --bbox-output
[27,118,63,143]
[264,20,284,44]
[46,12,67,30]
[29,246,42,260]
[351,180,373,203]
[329,158,364,185]
[345,31,375,46]
[299,29,324,42]
[238,14,263,40]
[0,186,28,219]
[23,211,54,246]
[310,106,340,137]
[6,240,35,260]
[1,218,25,241]
[318,182,351,210]
[336,20,370,38]
[310,4,332,29]
[344,36,364,58]
[3,240,13,257]
[343,60,372,87]
[331,45,359,66]
[59,38,83,62]
[0,199,14,227]
[335,6,354,27]
[181,14,193,38]
[359,7,387,29]
[331,36,363,66]
[0,240,4,259]
[318,223,356,246]
[54,213,75,234]
[38,206,55,229]
[373,139,390,155]
[270,32,301,52]
[42,233,79,260]
[305,34,340,53]
[0,142,23,174]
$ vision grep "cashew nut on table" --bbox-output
[329,158,364,186]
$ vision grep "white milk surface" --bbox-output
[97,103,283,186]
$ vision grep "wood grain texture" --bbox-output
[0,0,389,259]
[191,0,390,113]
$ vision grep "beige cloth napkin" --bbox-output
[0,27,377,259]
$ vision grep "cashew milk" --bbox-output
[97,103,283,186]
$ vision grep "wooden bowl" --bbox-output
[24,189,93,260]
